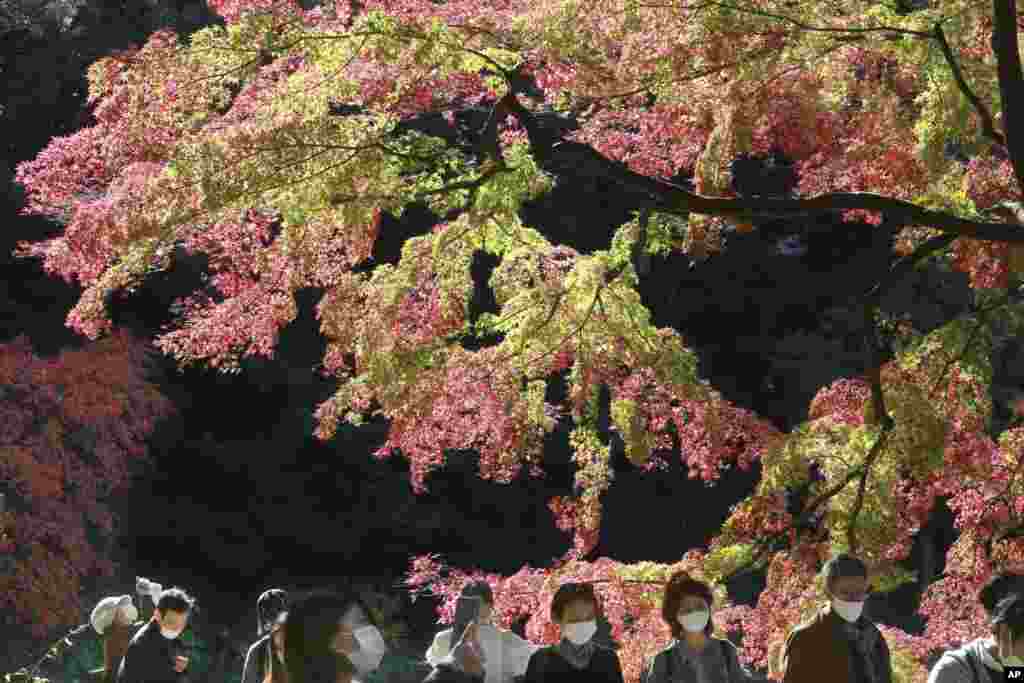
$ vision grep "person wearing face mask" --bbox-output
[642,572,762,683]
[283,591,360,683]
[116,587,196,683]
[781,554,892,683]
[994,594,1024,670]
[521,582,624,683]
[292,588,429,683]
[926,571,1024,683]
[426,582,540,683]
[243,589,291,683]
[62,596,142,683]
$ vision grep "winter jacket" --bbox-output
[642,638,763,683]
[781,605,892,683]
[927,638,1002,683]
[522,644,624,683]
[116,621,209,683]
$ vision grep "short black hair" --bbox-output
[156,587,194,615]
[992,594,1024,641]
[459,580,494,606]
[821,554,868,591]
[550,582,602,624]
[284,589,375,683]
[662,571,715,638]
[979,572,1024,614]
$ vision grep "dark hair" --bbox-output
[460,580,494,606]
[284,590,374,683]
[549,582,602,624]
[259,589,290,636]
[821,554,868,591]
[979,572,1024,615]
[156,588,194,615]
[992,594,1024,641]
[661,571,715,639]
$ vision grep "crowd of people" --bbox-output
[49,554,1024,683]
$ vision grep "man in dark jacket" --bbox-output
[241,589,289,683]
[117,587,195,683]
[782,554,892,683]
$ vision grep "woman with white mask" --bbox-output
[642,572,760,683]
[426,581,539,683]
[521,582,624,683]
[328,590,429,683]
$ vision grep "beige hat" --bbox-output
[90,595,138,635]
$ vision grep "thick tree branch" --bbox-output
[992,0,1024,190]
[933,24,1006,147]
[500,86,1024,243]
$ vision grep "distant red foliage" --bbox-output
[0,330,174,635]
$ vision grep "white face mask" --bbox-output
[160,627,183,639]
[561,620,597,646]
[348,625,387,673]
[678,610,710,633]
[830,597,864,623]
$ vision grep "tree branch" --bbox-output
[933,24,1006,147]
[500,88,1024,242]
[992,0,1024,190]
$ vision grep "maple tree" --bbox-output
[10,0,1024,680]
[0,330,174,636]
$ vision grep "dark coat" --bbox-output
[522,645,624,683]
[116,621,184,683]
[782,605,892,683]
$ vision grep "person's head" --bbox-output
[115,602,138,626]
[979,572,1024,616]
[992,594,1024,666]
[284,590,382,683]
[154,588,194,639]
[90,595,139,635]
[821,554,869,623]
[661,572,715,639]
[550,582,601,645]
[459,580,495,624]
[259,589,290,637]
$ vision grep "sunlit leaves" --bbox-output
[13,1,1024,679]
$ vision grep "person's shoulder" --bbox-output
[712,637,738,653]
[129,621,157,644]
[785,610,827,642]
